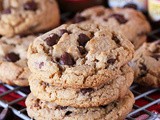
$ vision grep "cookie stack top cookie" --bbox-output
[27,23,134,88]
[71,6,151,49]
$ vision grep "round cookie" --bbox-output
[71,6,151,49]
[0,35,36,86]
[27,23,134,89]
[26,91,134,120]
[130,40,160,87]
[0,0,60,37]
[29,65,133,108]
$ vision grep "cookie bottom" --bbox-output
[26,91,134,120]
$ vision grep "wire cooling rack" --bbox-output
[0,13,160,120]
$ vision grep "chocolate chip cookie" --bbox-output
[71,6,151,49]
[0,0,60,37]
[29,65,133,108]
[130,40,160,87]
[27,23,134,89]
[26,91,134,120]
[0,35,36,86]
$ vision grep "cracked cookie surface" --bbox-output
[27,23,134,88]
[0,0,60,37]
[26,91,134,120]
[29,65,133,108]
[0,35,36,86]
[130,40,160,87]
[71,6,151,49]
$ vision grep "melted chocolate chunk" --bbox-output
[77,46,86,55]
[107,58,116,64]
[44,34,60,46]
[80,88,94,95]
[59,52,75,66]
[124,3,137,9]
[5,52,20,62]
[60,29,71,36]
[56,105,68,110]
[2,8,11,14]
[139,63,148,78]
[73,14,87,23]
[151,54,160,61]
[24,1,37,11]
[112,34,120,44]
[110,14,128,24]
[99,105,108,108]
[65,111,72,116]
[77,34,90,47]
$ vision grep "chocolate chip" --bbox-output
[1,8,11,14]
[24,1,37,11]
[77,46,86,55]
[151,54,160,61]
[80,88,94,95]
[139,63,148,78]
[59,52,75,66]
[110,14,128,24]
[112,34,120,44]
[103,18,108,21]
[73,14,87,23]
[65,111,72,116]
[96,11,105,16]
[107,59,116,64]
[124,3,137,9]
[77,34,90,47]
[99,105,108,108]
[56,105,68,110]
[5,52,20,62]
[139,63,147,71]
[44,34,60,46]
[60,29,71,36]
[39,62,44,69]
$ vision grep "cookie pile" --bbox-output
[26,22,135,120]
[0,0,60,86]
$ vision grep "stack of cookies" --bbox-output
[0,0,60,86]
[26,22,135,120]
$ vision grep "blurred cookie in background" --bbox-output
[130,40,160,87]
[0,0,60,37]
[0,35,37,86]
[71,6,151,49]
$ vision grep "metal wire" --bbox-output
[0,13,160,120]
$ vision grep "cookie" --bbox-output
[71,6,151,49]
[0,0,60,37]
[130,40,160,87]
[27,23,134,89]
[26,91,134,120]
[29,65,133,108]
[0,35,36,86]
